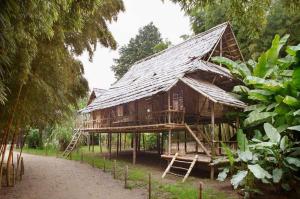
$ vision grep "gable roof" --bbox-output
[82,22,244,113]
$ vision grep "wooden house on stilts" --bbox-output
[67,22,247,181]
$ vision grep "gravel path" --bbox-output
[0,153,146,199]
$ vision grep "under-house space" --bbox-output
[65,22,247,181]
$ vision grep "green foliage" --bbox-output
[171,0,300,59]
[0,0,124,132]
[27,128,42,148]
[218,127,300,193]
[111,22,170,79]
[214,35,300,195]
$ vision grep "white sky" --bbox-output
[78,0,191,90]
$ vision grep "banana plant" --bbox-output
[213,34,300,197]
[212,35,300,130]
[217,124,300,195]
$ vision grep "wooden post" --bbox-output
[177,132,180,151]
[168,90,171,123]
[157,133,160,155]
[133,132,136,165]
[218,124,222,155]
[211,102,215,157]
[92,132,94,153]
[109,133,112,160]
[124,133,127,149]
[88,133,91,151]
[69,152,72,160]
[184,131,187,153]
[116,133,119,156]
[168,130,172,155]
[143,133,145,151]
[99,133,102,153]
[199,181,203,199]
[195,131,199,152]
[124,165,128,188]
[103,157,106,172]
[148,173,152,199]
[119,133,122,152]
[113,160,116,179]
[210,102,215,180]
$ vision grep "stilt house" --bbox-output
[72,22,247,180]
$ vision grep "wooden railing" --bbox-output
[76,110,185,129]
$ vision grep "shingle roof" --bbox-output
[81,22,244,113]
[92,88,107,98]
[180,77,246,108]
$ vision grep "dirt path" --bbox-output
[0,153,146,199]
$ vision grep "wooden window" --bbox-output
[173,90,184,110]
[116,105,123,117]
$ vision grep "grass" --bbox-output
[19,146,232,199]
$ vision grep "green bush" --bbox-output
[27,128,42,148]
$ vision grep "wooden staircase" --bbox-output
[162,153,198,182]
[62,129,83,157]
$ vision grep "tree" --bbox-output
[170,0,300,59]
[0,0,124,167]
[111,22,170,79]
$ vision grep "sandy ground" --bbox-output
[0,153,146,199]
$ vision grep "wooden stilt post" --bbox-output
[148,173,152,199]
[167,90,171,123]
[184,131,187,153]
[133,132,136,165]
[218,124,222,155]
[124,165,128,188]
[177,132,180,151]
[92,132,94,153]
[109,133,112,160]
[168,129,172,155]
[143,133,145,151]
[199,181,203,199]
[124,133,127,149]
[113,160,116,179]
[116,133,119,156]
[195,131,199,152]
[157,133,160,155]
[137,133,141,152]
[107,133,109,150]
[161,132,164,154]
[210,102,215,180]
[119,133,122,152]
[99,133,102,153]
[88,133,91,151]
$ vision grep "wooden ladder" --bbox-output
[62,129,82,157]
[162,153,199,182]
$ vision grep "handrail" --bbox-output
[76,109,185,129]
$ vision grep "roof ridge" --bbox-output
[132,22,229,65]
